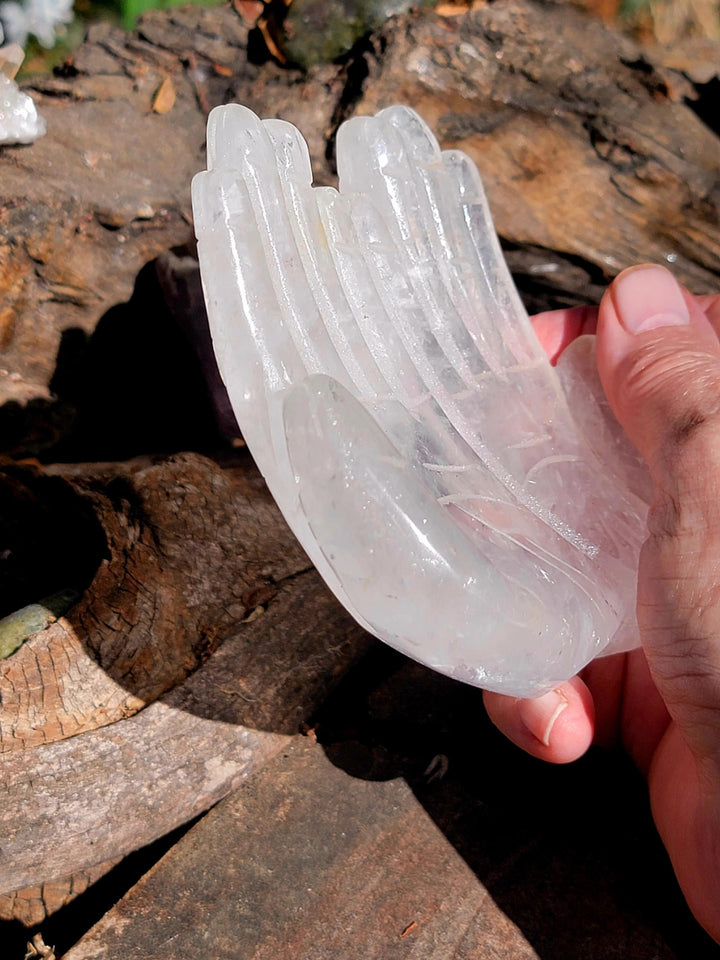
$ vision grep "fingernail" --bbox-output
[613,265,690,334]
[517,689,569,747]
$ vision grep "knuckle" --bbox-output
[617,342,720,458]
[639,577,720,750]
[618,343,720,531]
[647,636,720,745]
[645,461,720,545]
[646,488,683,542]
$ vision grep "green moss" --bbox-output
[120,0,224,31]
[282,0,433,69]
[0,589,80,660]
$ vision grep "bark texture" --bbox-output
[0,452,371,894]
[64,660,720,960]
[1,0,718,420]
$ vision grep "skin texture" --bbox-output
[484,265,720,943]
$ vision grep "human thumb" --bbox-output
[596,263,720,768]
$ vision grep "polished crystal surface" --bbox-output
[192,104,650,697]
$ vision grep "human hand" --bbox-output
[484,264,720,942]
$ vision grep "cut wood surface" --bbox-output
[0,446,373,894]
[63,659,720,960]
[0,529,371,892]
[1,452,313,753]
[0,859,122,929]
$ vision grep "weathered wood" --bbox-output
[63,738,543,960]
[0,562,371,893]
[61,658,720,959]
[1,452,311,752]
[1,0,718,422]
[0,860,121,927]
[355,2,720,291]
[0,451,371,895]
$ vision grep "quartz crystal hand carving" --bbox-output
[192,104,650,697]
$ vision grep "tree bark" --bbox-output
[1,0,718,417]
[0,451,372,894]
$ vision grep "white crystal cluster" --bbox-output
[192,104,651,697]
[0,53,45,144]
[0,0,73,49]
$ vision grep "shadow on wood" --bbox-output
[60,648,720,960]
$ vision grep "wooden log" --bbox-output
[1,0,718,423]
[0,451,371,897]
[355,1,720,291]
[61,672,719,960]
[1,452,312,752]
[0,560,371,893]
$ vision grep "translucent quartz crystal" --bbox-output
[0,0,73,49]
[0,68,45,144]
[192,104,651,697]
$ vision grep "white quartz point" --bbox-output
[192,102,650,697]
[0,0,74,49]
[0,67,45,145]
[0,41,23,78]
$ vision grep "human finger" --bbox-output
[596,264,720,938]
[695,293,720,331]
[482,676,595,764]
[531,304,598,363]
[597,266,720,772]
[595,264,720,763]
